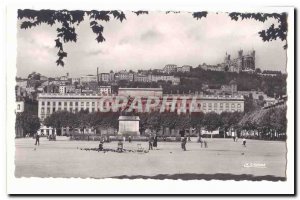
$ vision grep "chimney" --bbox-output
[97,67,99,85]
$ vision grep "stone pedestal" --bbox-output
[118,116,140,135]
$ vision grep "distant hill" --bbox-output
[170,68,287,98]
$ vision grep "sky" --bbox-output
[16,11,287,78]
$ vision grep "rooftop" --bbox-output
[37,93,244,100]
[118,88,163,91]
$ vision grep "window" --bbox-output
[81,102,84,106]
[17,104,20,110]
[226,103,229,108]
[70,102,73,106]
[208,103,212,108]
[92,102,95,106]
[237,103,241,108]
[86,102,90,106]
[92,108,95,112]
[231,103,235,108]
[75,102,78,106]
[47,102,50,106]
[41,108,44,113]
[53,102,56,106]
[64,102,67,106]
[220,103,223,108]
[69,108,72,112]
[47,108,50,113]
[42,101,45,106]
[58,102,61,106]
[75,108,78,112]
[214,103,217,108]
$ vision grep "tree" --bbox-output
[139,112,149,135]
[190,112,205,135]
[224,65,229,72]
[18,9,287,66]
[146,111,161,134]
[255,68,262,74]
[160,112,178,136]
[228,12,287,49]
[28,72,41,80]
[203,112,221,132]
[174,114,191,137]
[43,111,66,134]
[94,112,119,134]
[16,112,40,137]
[272,106,287,137]
[220,111,243,137]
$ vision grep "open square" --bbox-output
[15,137,286,180]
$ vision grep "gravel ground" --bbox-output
[15,136,286,180]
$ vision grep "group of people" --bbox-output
[148,134,158,150]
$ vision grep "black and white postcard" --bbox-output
[5,2,295,195]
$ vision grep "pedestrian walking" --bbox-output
[99,140,104,151]
[35,133,40,146]
[235,136,239,142]
[117,140,124,152]
[128,136,132,143]
[242,138,247,147]
[153,134,158,150]
[199,136,208,148]
[181,136,187,151]
[199,136,204,148]
[148,134,153,150]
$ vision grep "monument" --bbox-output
[118,116,140,135]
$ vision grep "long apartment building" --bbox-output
[37,89,244,121]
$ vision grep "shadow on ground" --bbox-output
[111,173,286,181]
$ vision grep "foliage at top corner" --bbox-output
[17,9,288,67]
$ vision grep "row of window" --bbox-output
[40,101,242,111]
[40,107,242,117]
[202,108,242,112]
[41,107,97,114]
[41,101,97,107]
[202,103,241,108]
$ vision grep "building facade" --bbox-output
[80,75,97,84]
[148,75,180,85]
[100,73,110,82]
[223,50,255,72]
[134,74,149,82]
[177,65,192,73]
[71,78,80,84]
[98,86,112,95]
[163,64,177,74]
[118,88,163,97]
[37,92,244,120]
[116,70,134,82]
